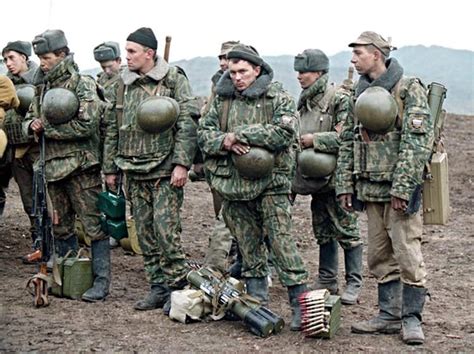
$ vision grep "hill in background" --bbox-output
[173,45,473,115]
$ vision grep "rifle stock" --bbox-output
[164,36,172,62]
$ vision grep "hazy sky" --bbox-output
[2,0,472,70]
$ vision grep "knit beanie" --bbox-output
[126,27,157,50]
[2,41,32,58]
[227,44,263,66]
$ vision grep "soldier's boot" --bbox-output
[245,277,269,306]
[163,278,188,316]
[82,238,111,302]
[402,285,427,345]
[288,284,309,331]
[55,235,79,257]
[351,280,402,334]
[341,245,363,305]
[0,198,5,218]
[228,248,242,279]
[134,283,170,311]
[314,239,339,294]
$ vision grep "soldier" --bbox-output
[102,27,197,313]
[292,49,363,305]
[2,41,40,261]
[198,44,309,330]
[0,75,19,217]
[25,29,110,302]
[93,41,122,100]
[201,40,241,274]
[336,31,433,345]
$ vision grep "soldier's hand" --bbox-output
[105,174,117,190]
[391,196,408,212]
[171,165,188,188]
[338,193,353,211]
[300,133,314,148]
[30,119,44,133]
[230,143,250,156]
[222,132,237,151]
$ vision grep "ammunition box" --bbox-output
[97,191,126,219]
[423,152,450,225]
[318,295,341,339]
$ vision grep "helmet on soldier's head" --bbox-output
[15,84,35,116]
[355,86,398,133]
[298,149,336,178]
[136,96,180,133]
[232,147,275,179]
[42,88,79,124]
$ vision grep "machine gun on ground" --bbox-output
[187,267,284,337]
[27,133,54,307]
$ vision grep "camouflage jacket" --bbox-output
[4,61,38,147]
[336,59,433,202]
[293,74,352,195]
[24,55,102,182]
[102,57,197,181]
[198,62,298,201]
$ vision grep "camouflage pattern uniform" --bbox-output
[3,61,39,235]
[336,57,433,287]
[24,55,106,244]
[294,73,360,249]
[198,62,308,287]
[102,57,197,287]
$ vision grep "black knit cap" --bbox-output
[227,44,263,66]
[126,27,157,50]
[2,41,32,58]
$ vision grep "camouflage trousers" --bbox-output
[128,178,188,287]
[366,202,426,287]
[48,168,106,242]
[311,190,361,249]
[223,194,308,287]
[12,148,39,234]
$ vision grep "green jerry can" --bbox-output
[51,249,93,299]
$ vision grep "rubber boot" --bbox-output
[55,235,79,257]
[134,284,170,311]
[245,277,269,306]
[341,245,363,305]
[402,285,427,345]
[288,284,309,331]
[314,239,339,294]
[351,280,402,334]
[82,238,111,302]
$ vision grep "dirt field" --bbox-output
[1,114,473,352]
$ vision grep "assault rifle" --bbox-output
[187,268,284,337]
[28,133,54,307]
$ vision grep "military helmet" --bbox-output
[42,88,79,124]
[15,84,35,116]
[355,86,398,133]
[298,149,337,178]
[136,96,180,134]
[232,147,275,179]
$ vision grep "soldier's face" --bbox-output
[3,50,28,76]
[100,59,121,77]
[351,45,376,75]
[297,71,321,89]
[126,41,154,73]
[229,60,261,92]
[38,53,64,73]
[218,55,229,71]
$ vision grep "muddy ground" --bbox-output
[0,114,473,352]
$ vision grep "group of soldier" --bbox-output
[0,27,434,346]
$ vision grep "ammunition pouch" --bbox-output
[354,139,400,182]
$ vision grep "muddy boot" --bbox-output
[351,280,402,334]
[245,277,269,306]
[314,239,339,294]
[82,239,111,302]
[55,235,79,257]
[134,284,170,311]
[288,284,309,331]
[341,245,363,305]
[402,285,427,345]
